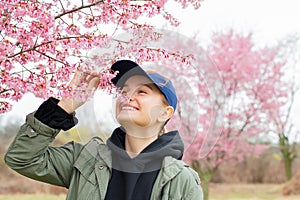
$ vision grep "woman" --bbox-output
[5,60,203,200]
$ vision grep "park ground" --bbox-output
[209,183,300,200]
[0,183,300,200]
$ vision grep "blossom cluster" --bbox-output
[0,0,202,113]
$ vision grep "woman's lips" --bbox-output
[121,104,139,111]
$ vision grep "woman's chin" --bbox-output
[117,117,150,128]
[117,112,134,122]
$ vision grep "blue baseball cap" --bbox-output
[111,60,178,111]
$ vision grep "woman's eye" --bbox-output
[138,90,147,94]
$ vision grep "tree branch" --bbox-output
[55,0,105,19]
[58,0,66,13]
[236,115,250,136]
[7,35,90,58]
[0,88,13,94]
[283,87,296,131]
[34,49,67,65]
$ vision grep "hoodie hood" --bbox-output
[106,127,184,173]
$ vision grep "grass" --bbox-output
[209,183,300,200]
[0,184,300,200]
[0,194,66,200]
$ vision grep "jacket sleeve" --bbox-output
[34,97,78,131]
[184,167,204,200]
[4,111,83,188]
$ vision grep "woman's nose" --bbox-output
[125,89,137,100]
[127,93,135,101]
[120,91,134,102]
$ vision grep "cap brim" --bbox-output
[111,60,149,87]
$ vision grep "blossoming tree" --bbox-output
[262,35,300,181]
[0,0,202,113]
[180,29,292,200]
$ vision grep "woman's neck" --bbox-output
[124,126,160,158]
[125,134,157,158]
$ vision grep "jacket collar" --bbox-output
[92,132,186,176]
[106,127,184,173]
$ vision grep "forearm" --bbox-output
[4,113,63,183]
[5,98,79,187]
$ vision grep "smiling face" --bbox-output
[115,75,173,129]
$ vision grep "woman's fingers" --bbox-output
[85,72,100,96]
[69,69,83,86]
[58,70,101,113]
[70,68,96,87]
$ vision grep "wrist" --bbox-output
[58,99,75,114]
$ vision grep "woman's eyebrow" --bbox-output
[139,83,154,90]
[122,83,154,90]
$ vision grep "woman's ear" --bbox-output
[158,106,174,123]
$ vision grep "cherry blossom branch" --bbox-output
[236,115,251,136]
[54,0,105,19]
[34,49,67,65]
[112,37,193,61]
[58,0,66,13]
[283,86,296,131]
[274,87,296,136]
[0,88,12,94]
[7,35,90,58]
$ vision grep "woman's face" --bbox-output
[115,75,168,128]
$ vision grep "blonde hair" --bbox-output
[159,126,168,136]
[145,70,172,136]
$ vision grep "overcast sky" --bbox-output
[167,0,300,44]
[1,0,300,130]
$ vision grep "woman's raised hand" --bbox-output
[58,68,100,114]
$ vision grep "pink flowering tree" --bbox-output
[179,29,292,200]
[0,0,203,113]
[262,35,300,181]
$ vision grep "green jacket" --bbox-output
[5,112,203,200]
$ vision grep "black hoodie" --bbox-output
[105,127,184,200]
